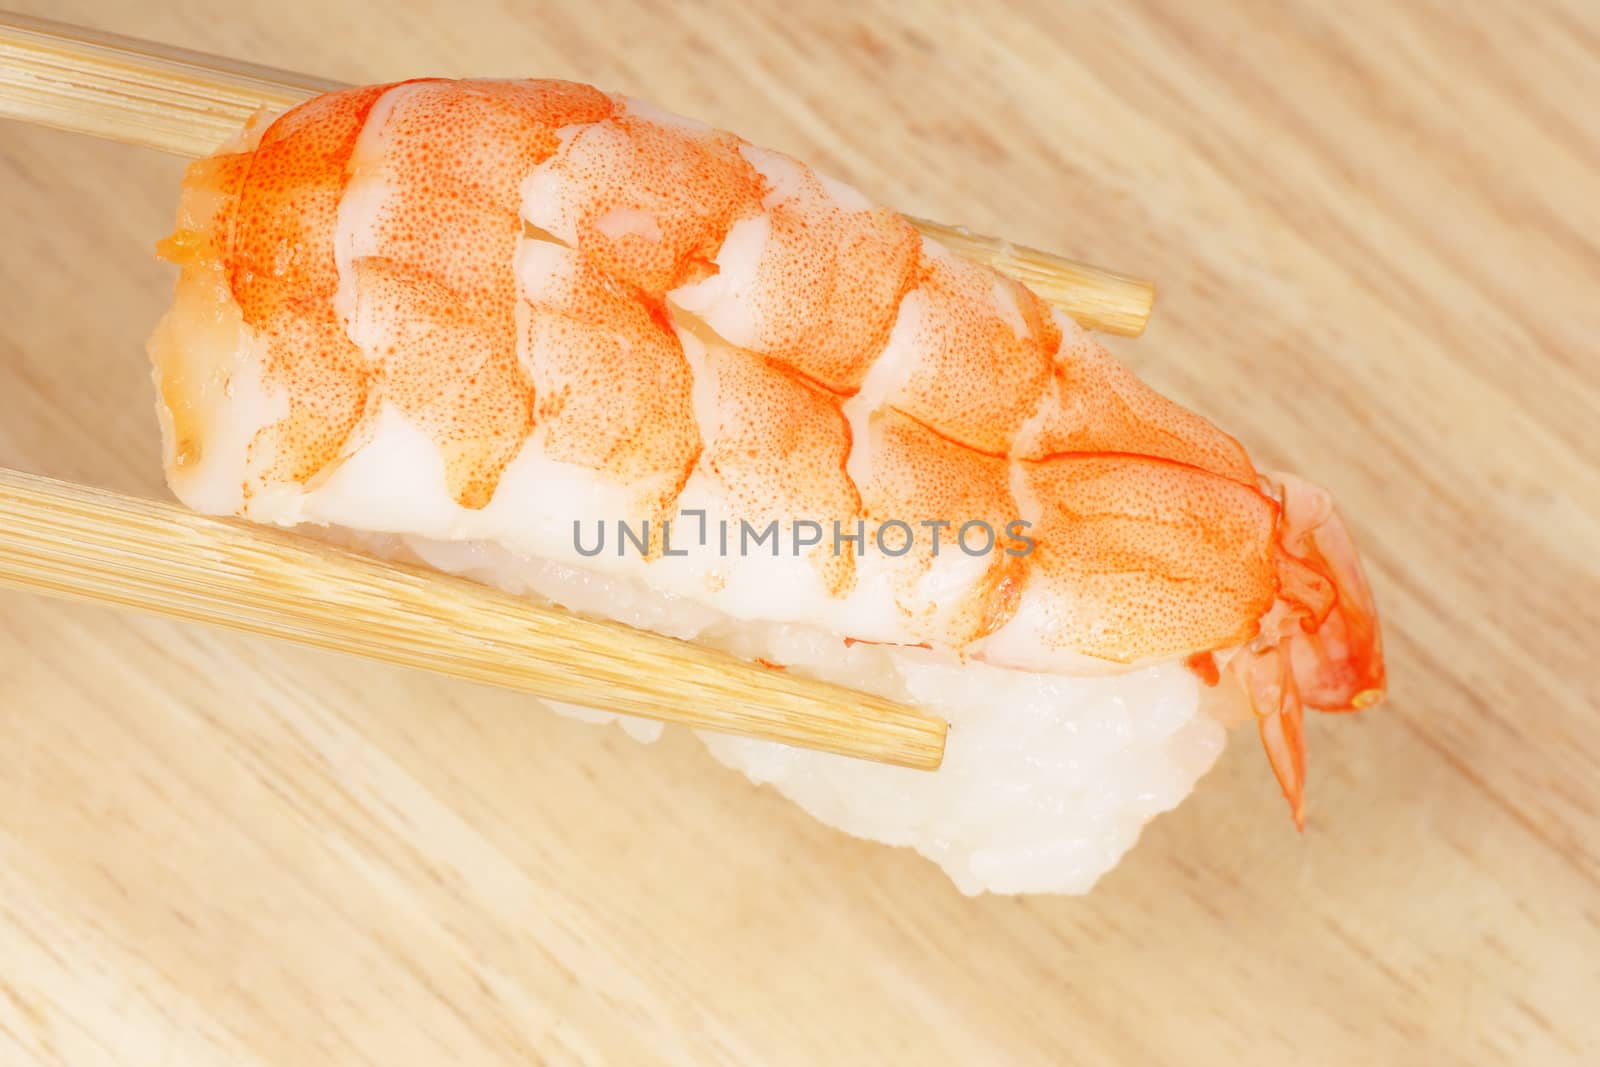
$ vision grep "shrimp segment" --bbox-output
[524,100,763,298]
[1021,318,1255,484]
[516,241,700,506]
[228,85,391,492]
[150,149,256,482]
[859,411,1027,645]
[692,340,860,596]
[345,257,530,509]
[1013,454,1279,664]
[340,79,613,507]
[881,243,1058,455]
[671,145,921,395]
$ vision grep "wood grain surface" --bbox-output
[1,1,1596,1063]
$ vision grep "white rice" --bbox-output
[336,532,1235,895]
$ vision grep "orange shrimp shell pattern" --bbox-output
[156,79,1386,828]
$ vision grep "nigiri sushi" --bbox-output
[147,79,1385,894]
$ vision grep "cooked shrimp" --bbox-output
[149,78,1385,890]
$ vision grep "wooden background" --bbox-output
[1,1,1596,1063]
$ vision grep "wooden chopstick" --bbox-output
[0,467,948,769]
[0,10,1155,337]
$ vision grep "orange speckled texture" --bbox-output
[1019,454,1278,662]
[346,79,611,506]
[521,247,699,500]
[889,250,1058,455]
[698,346,859,595]
[741,165,921,394]
[1023,327,1254,481]
[536,112,763,298]
[228,85,391,489]
[349,259,531,508]
[860,411,1026,644]
[360,80,609,320]
[166,78,1383,720]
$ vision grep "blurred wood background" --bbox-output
[1,1,1596,1063]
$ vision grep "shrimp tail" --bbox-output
[1270,471,1387,712]
[1239,640,1307,829]
[1233,471,1387,827]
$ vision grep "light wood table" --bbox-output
[1,2,1595,1063]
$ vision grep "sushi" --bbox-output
[147,79,1386,894]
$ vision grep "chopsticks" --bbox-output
[0,11,1156,337]
[0,467,948,769]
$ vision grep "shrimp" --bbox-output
[149,78,1385,864]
